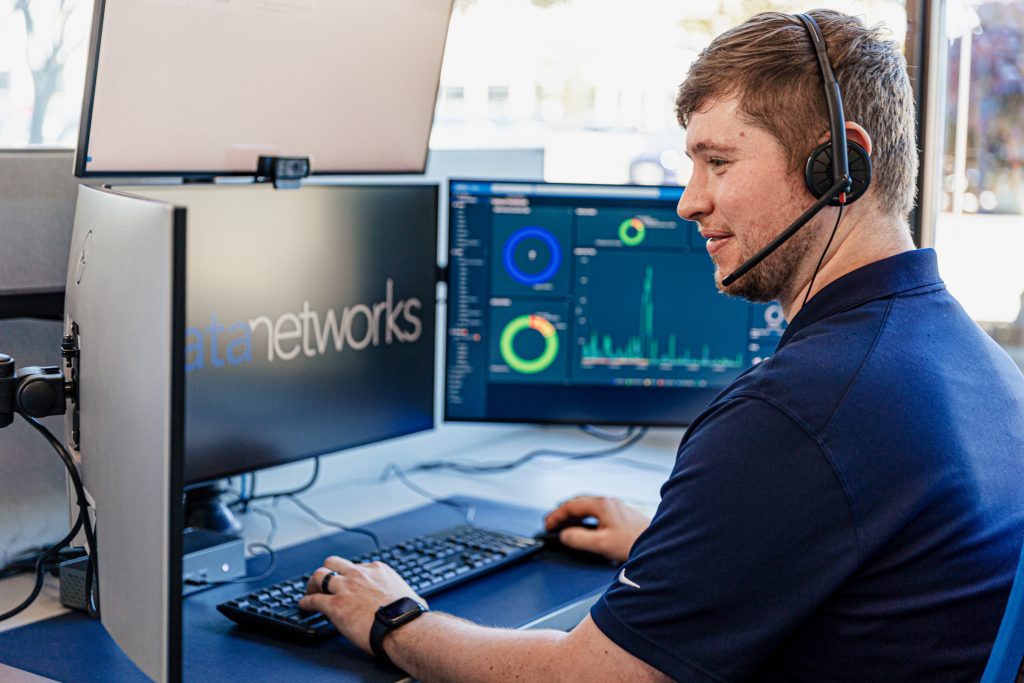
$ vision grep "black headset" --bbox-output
[720,13,872,287]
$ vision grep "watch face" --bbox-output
[379,597,424,625]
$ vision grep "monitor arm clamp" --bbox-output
[0,335,77,429]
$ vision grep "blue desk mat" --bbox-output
[0,497,618,682]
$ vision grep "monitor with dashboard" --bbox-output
[444,180,785,427]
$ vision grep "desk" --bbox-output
[0,424,680,681]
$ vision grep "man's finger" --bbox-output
[307,567,340,595]
[298,592,331,613]
[560,525,602,552]
[324,555,357,573]
[546,496,604,528]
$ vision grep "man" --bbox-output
[301,10,1024,681]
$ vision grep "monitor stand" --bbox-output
[184,481,242,535]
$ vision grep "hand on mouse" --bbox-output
[544,496,651,563]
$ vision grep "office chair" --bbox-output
[981,536,1024,682]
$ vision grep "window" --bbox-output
[487,85,509,103]
[932,0,1024,370]
[432,0,909,184]
[0,0,93,147]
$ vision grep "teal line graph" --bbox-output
[579,266,744,370]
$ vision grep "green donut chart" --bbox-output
[618,217,646,246]
[499,314,559,374]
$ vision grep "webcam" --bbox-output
[256,155,311,190]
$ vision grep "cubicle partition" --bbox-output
[0,149,80,568]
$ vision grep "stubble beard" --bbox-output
[713,220,818,303]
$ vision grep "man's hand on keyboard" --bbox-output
[300,556,426,654]
[544,496,651,563]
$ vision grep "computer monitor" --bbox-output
[75,0,453,177]
[444,180,785,426]
[64,183,438,681]
[121,184,439,485]
[64,185,187,683]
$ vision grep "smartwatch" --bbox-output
[369,596,429,665]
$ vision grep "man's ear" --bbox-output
[845,121,872,157]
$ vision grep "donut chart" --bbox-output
[502,226,562,286]
[499,314,559,374]
[618,217,646,246]
[764,303,785,328]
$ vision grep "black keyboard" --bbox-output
[216,525,543,639]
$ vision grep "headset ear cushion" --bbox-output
[804,140,872,205]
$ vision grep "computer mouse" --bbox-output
[533,515,600,548]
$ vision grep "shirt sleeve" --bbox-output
[590,395,861,682]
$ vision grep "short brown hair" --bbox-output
[676,10,917,220]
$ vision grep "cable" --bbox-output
[0,511,84,621]
[0,545,86,581]
[407,427,649,475]
[256,457,320,499]
[247,505,279,547]
[376,431,651,522]
[233,457,321,511]
[215,428,653,567]
[379,463,477,525]
[0,416,99,621]
[531,452,671,473]
[182,543,277,586]
[579,425,638,442]
[283,495,382,550]
[23,416,99,617]
[802,204,845,310]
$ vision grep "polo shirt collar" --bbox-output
[777,248,944,350]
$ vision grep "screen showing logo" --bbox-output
[186,279,423,372]
[182,185,437,485]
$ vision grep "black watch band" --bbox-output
[369,618,395,665]
[370,597,428,666]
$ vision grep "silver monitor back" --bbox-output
[64,185,185,683]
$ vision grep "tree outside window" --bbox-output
[0,0,92,146]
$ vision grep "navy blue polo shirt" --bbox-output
[591,249,1024,682]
